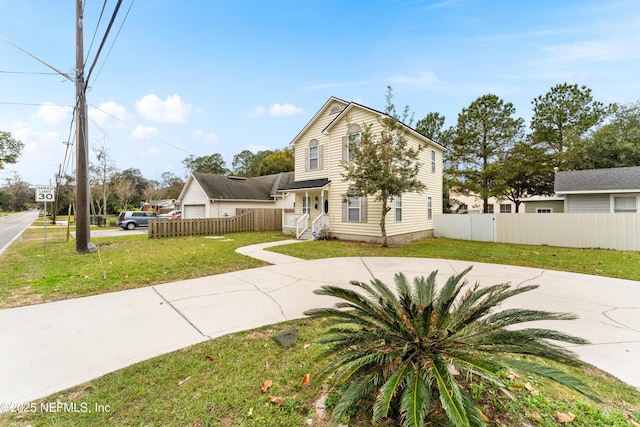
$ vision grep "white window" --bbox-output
[395,196,402,222]
[458,204,468,213]
[500,204,512,213]
[348,132,361,162]
[536,208,552,213]
[431,150,436,173]
[347,197,361,222]
[427,196,432,220]
[614,196,637,213]
[309,146,319,170]
[302,196,311,215]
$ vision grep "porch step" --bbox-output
[297,229,313,241]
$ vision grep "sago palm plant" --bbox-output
[305,267,598,427]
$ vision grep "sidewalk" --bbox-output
[1,243,639,407]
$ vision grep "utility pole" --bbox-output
[75,0,94,253]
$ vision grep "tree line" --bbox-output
[0,141,294,214]
[417,83,640,212]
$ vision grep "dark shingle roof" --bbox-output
[555,166,640,193]
[279,178,330,191]
[193,172,295,200]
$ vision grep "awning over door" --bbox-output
[279,178,330,192]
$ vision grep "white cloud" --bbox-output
[37,103,72,126]
[135,94,193,123]
[191,130,218,144]
[247,144,270,153]
[269,103,304,117]
[248,105,266,119]
[89,101,129,128]
[131,125,159,140]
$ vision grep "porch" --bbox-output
[279,178,331,240]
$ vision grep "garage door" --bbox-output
[183,204,206,219]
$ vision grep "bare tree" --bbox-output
[112,179,135,211]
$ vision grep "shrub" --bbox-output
[305,267,598,427]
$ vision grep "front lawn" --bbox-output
[268,237,640,281]
[0,231,288,308]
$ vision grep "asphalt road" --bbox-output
[0,211,40,255]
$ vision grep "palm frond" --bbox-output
[373,365,410,422]
[504,358,601,401]
[399,370,432,427]
[432,357,471,427]
[330,374,377,425]
[414,270,438,306]
[486,308,579,327]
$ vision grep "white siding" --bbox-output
[566,194,610,213]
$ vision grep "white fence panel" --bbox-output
[497,213,640,251]
[434,214,496,242]
[435,213,640,251]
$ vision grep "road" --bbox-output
[0,211,40,255]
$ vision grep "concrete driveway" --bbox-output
[0,244,638,408]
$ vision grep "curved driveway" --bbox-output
[0,239,638,408]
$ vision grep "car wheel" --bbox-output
[126,222,136,230]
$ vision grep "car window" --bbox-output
[133,212,144,217]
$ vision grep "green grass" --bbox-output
[268,237,640,281]
[1,222,640,425]
[1,317,638,427]
[0,231,288,308]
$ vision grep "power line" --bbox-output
[85,0,109,66]
[0,70,59,75]
[90,0,135,86]
[85,0,123,87]
[0,34,74,82]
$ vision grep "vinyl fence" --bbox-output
[148,208,286,238]
[434,213,640,251]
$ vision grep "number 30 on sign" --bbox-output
[36,185,55,202]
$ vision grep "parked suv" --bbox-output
[117,211,163,230]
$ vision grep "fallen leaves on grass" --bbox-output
[524,382,540,396]
[269,396,285,405]
[302,373,310,387]
[261,379,273,393]
[556,411,576,423]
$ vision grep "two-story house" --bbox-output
[280,97,445,244]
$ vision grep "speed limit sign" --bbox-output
[36,185,55,202]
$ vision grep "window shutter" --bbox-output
[305,148,309,172]
[318,145,323,169]
[342,197,347,222]
[361,196,367,222]
[342,136,348,162]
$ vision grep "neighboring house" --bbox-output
[554,166,640,213]
[177,172,295,218]
[523,195,565,213]
[144,199,178,214]
[279,96,445,243]
[448,192,521,214]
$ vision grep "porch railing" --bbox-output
[296,213,309,239]
[312,213,329,237]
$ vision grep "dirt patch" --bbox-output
[247,328,276,340]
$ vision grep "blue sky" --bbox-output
[1,0,639,187]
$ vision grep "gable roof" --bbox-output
[292,96,445,151]
[186,172,295,201]
[329,101,445,150]
[289,97,349,146]
[555,166,640,194]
